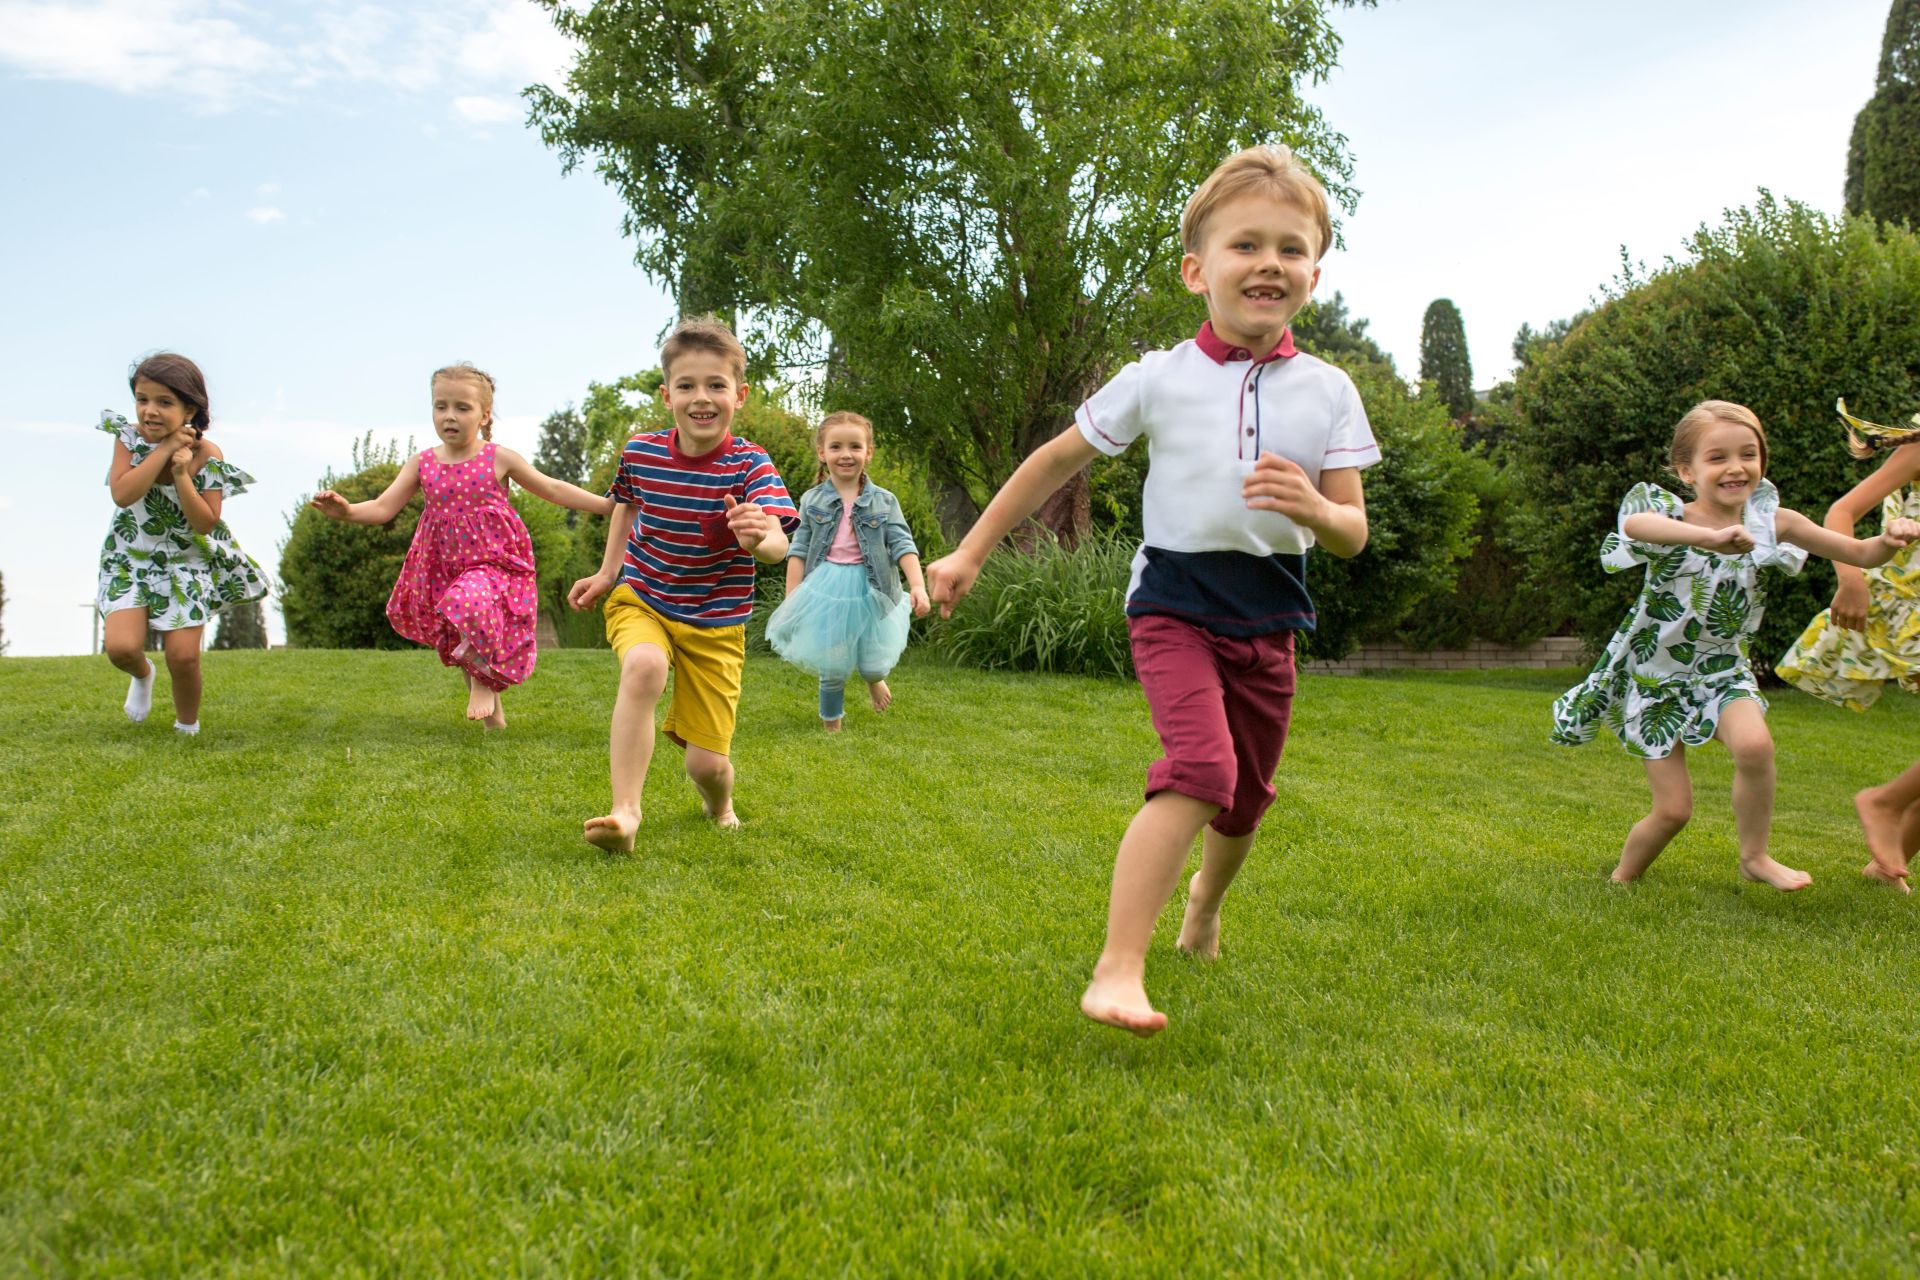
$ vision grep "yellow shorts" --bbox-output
[604,584,745,755]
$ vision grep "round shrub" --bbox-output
[279,451,420,649]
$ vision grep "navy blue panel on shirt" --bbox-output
[1127,547,1316,637]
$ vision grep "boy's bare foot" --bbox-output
[868,679,892,712]
[583,807,640,853]
[1854,787,1913,889]
[1080,973,1167,1037]
[466,681,498,722]
[1738,854,1812,892]
[823,716,843,733]
[1175,872,1222,960]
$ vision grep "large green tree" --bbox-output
[210,599,268,650]
[1847,0,1920,226]
[530,0,1370,542]
[1291,290,1394,370]
[1419,297,1473,420]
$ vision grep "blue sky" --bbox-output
[0,0,1897,657]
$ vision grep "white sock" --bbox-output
[124,669,154,723]
[173,720,200,736]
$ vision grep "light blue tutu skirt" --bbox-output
[767,561,911,679]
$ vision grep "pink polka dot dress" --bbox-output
[386,442,538,691]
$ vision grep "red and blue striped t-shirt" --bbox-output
[607,429,798,627]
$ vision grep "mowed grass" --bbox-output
[5,649,1920,1277]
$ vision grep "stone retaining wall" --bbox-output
[1303,636,1587,676]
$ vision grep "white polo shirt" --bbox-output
[1075,322,1381,636]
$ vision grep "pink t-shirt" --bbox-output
[826,503,863,564]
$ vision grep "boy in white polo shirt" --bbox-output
[926,145,1379,1036]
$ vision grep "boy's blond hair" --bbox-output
[1181,145,1333,259]
[661,314,747,382]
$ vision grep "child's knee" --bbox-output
[104,639,146,667]
[164,647,200,678]
[1728,735,1774,772]
[1649,798,1692,831]
[618,645,668,698]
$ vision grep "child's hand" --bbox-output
[1243,452,1328,525]
[1832,577,1870,631]
[909,585,931,618]
[725,495,772,551]
[568,572,614,611]
[1885,517,1920,547]
[925,553,979,618]
[309,491,351,521]
[1698,525,1755,554]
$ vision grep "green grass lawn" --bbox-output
[5,649,1920,1276]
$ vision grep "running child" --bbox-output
[98,352,270,735]
[310,364,611,728]
[567,317,798,849]
[1778,398,1920,890]
[1552,399,1920,891]
[766,411,931,730]
[927,146,1379,1037]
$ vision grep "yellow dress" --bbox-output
[1775,487,1920,710]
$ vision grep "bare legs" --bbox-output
[1176,826,1257,960]
[104,611,204,729]
[1081,791,1223,1038]
[686,746,739,829]
[585,644,665,853]
[1855,758,1920,891]
[1611,700,1808,891]
[464,673,505,728]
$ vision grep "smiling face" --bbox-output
[1676,418,1765,512]
[131,377,197,443]
[817,421,872,484]
[431,375,492,451]
[1179,192,1322,353]
[661,350,749,453]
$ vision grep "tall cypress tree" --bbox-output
[1847,0,1920,226]
[211,599,268,650]
[1419,298,1474,420]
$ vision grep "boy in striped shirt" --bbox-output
[568,317,798,851]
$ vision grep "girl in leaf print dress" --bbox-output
[97,352,270,735]
[1551,400,1920,891]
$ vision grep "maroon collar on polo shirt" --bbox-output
[1195,321,1297,365]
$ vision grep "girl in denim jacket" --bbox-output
[767,412,931,730]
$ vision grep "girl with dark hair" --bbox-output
[97,352,269,735]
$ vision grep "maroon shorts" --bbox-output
[1128,613,1296,837]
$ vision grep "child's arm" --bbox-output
[1620,511,1756,554]
[898,552,931,617]
[1823,444,1920,628]
[310,455,422,525]
[927,426,1101,614]
[495,446,617,515]
[108,428,197,508]
[1243,456,1369,557]
[785,557,806,594]
[569,502,638,610]
[1776,506,1920,568]
[724,495,789,563]
[169,439,225,535]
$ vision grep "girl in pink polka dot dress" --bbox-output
[311,364,613,728]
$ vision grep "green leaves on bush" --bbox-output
[926,532,1136,678]
[279,436,419,650]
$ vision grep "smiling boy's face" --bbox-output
[1179,191,1322,354]
[660,350,749,452]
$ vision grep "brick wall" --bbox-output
[1303,636,1587,676]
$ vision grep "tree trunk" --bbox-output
[1016,465,1091,551]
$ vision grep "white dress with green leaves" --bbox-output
[95,412,270,631]
[1551,480,1806,759]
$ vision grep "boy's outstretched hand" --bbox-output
[925,553,979,618]
[725,494,773,552]
[568,572,614,611]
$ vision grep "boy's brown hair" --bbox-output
[661,315,747,382]
[1181,145,1333,259]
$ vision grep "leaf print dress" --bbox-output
[95,412,270,631]
[1775,486,1920,711]
[1552,480,1806,759]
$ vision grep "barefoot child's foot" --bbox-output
[868,678,892,712]
[583,807,640,853]
[1175,872,1222,960]
[484,697,506,731]
[466,679,499,722]
[1854,787,1913,890]
[1739,854,1812,892]
[1080,972,1168,1037]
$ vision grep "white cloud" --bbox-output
[256,181,280,196]
[457,1,574,89]
[247,206,286,224]
[0,0,286,108]
[453,94,519,124]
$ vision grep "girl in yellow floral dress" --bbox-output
[1777,400,1920,891]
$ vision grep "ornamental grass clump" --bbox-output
[928,531,1135,677]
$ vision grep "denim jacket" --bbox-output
[787,478,918,604]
